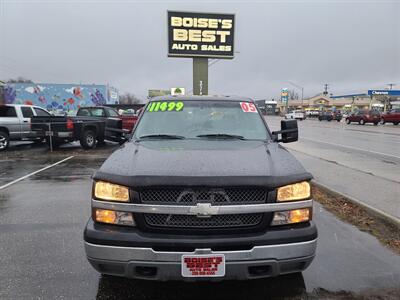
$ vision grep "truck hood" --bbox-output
[94,140,312,188]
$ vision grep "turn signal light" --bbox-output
[271,208,310,226]
[95,209,116,224]
[94,209,135,226]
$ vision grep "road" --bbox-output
[266,116,400,222]
[0,148,399,299]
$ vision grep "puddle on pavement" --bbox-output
[29,157,106,182]
[0,157,53,186]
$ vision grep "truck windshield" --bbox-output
[134,100,269,140]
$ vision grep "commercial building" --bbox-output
[2,83,119,114]
[0,80,5,105]
[278,90,400,113]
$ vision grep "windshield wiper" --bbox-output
[196,134,246,140]
[137,134,186,140]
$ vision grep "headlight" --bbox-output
[94,181,129,202]
[94,209,135,226]
[271,208,310,226]
[277,181,310,202]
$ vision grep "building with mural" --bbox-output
[2,83,119,114]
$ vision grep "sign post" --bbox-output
[368,90,400,112]
[281,88,289,112]
[167,11,235,96]
[193,58,208,95]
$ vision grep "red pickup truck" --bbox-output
[76,106,137,132]
[380,108,400,125]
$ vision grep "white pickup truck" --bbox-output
[0,104,52,151]
[285,110,306,120]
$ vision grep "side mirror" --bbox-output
[272,119,298,143]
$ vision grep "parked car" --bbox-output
[84,96,317,281]
[345,110,380,125]
[380,108,400,125]
[285,110,306,120]
[31,114,126,149]
[318,111,342,122]
[0,104,51,151]
[305,110,320,118]
[76,106,138,133]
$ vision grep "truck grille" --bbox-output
[144,213,263,228]
[140,188,267,205]
[140,188,267,230]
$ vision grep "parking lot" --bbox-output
[1,128,399,299]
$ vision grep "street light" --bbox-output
[287,81,304,107]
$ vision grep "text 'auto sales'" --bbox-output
[168,11,235,58]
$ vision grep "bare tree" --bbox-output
[289,89,299,100]
[7,77,34,83]
[119,92,141,104]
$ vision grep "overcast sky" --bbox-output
[0,0,399,100]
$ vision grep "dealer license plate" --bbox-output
[181,254,225,278]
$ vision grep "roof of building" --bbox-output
[330,93,367,98]
[150,95,254,102]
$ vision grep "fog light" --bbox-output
[271,208,310,226]
[95,209,135,226]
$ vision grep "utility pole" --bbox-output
[385,83,395,112]
[323,83,329,96]
[387,83,395,90]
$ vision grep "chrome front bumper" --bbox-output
[85,239,317,281]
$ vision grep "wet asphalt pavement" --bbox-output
[0,148,399,299]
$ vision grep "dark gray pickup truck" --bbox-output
[31,114,126,149]
[84,96,317,281]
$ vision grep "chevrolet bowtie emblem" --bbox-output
[189,203,219,218]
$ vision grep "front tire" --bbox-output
[394,122,399,125]
[359,119,365,125]
[80,130,97,149]
[0,130,10,151]
[380,118,385,125]
[346,118,351,124]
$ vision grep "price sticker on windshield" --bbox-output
[147,101,184,112]
[240,102,257,113]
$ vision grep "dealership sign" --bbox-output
[171,87,185,96]
[368,90,400,96]
[281,88,289,103]
[167,11,235,58]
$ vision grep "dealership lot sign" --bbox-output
[168,11,235,58]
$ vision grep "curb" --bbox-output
[312,180,400,228]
